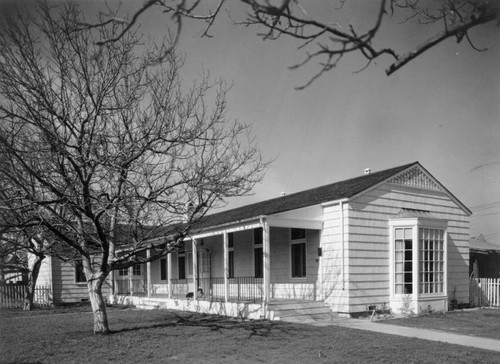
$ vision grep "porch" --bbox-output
[113,207,323,306]
[114,276,318,304]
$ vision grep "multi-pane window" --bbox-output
[291,229,306,278]
[118,268,128,276]
[419,228,444,294]
[160,258,167,281]
[133,264,141,276]
[75,260,86,283]
[394,226,446,296]
[395,228,413,294]
[254,228,263,278]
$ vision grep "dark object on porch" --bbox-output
[186,288,204,299]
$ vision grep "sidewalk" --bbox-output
[330,317,500,352]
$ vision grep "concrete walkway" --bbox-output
[323,317,500,352]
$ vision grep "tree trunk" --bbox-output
[87,277,110,334]
[23,255,44,311]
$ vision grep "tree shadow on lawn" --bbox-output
[111,311,296,339]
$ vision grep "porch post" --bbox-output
[112,269,116,295]
[128,265,133,296]
[192,239,198,300]
[262,218,270,305]
[167,252,172,299]
[223,232,229,302]
[146,248,151,298]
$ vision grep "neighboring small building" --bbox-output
[470,236,500,278]
[36,256,112,303]
[38,162,472,316]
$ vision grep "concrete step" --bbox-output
[135,300,167,310]
[273,306,332,317]
[268,301,333,323]
[268,301,327,310]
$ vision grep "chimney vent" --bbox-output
[364,168,371,175]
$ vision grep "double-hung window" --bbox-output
[160,258,167,281]
[254,228,263,278]
[75,260,86,283]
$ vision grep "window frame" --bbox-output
[253,228,263,278]
[160,258,167,281]
[390,217,447,300]
[133,264,142,276]
[178,254,186,280]
[74,260,86,284]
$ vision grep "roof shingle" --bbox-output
[194,162,418,230]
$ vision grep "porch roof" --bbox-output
[192,162,418,232]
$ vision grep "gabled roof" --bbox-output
[194,162,419,230]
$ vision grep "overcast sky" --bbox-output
[145,1,499,242]
[3,1,500,243]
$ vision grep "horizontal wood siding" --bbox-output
[321,204,350,312]
[52,258,112,303]
[270,227,320,300]
[344,182,469,313]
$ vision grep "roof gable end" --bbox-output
[350,163,472,216]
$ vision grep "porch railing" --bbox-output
[470,278,500,307]
[115,277,147,295]
[170,277,263,303]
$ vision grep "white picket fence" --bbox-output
[0,284,52,309]
[470,278,500,307]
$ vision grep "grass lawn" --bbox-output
[377,308,500,340]
[1,306,499,363]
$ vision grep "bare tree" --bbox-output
[0,182,57,311]
[91,0,499,88]
[0,3,267,333]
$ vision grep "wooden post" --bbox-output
[128,265,133,296]
[167,252,172,299]
[192,239,198,300]
[146,248,151,298]
[262,218,270,305]
[223,232,229,302]
[112,269,116,296]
